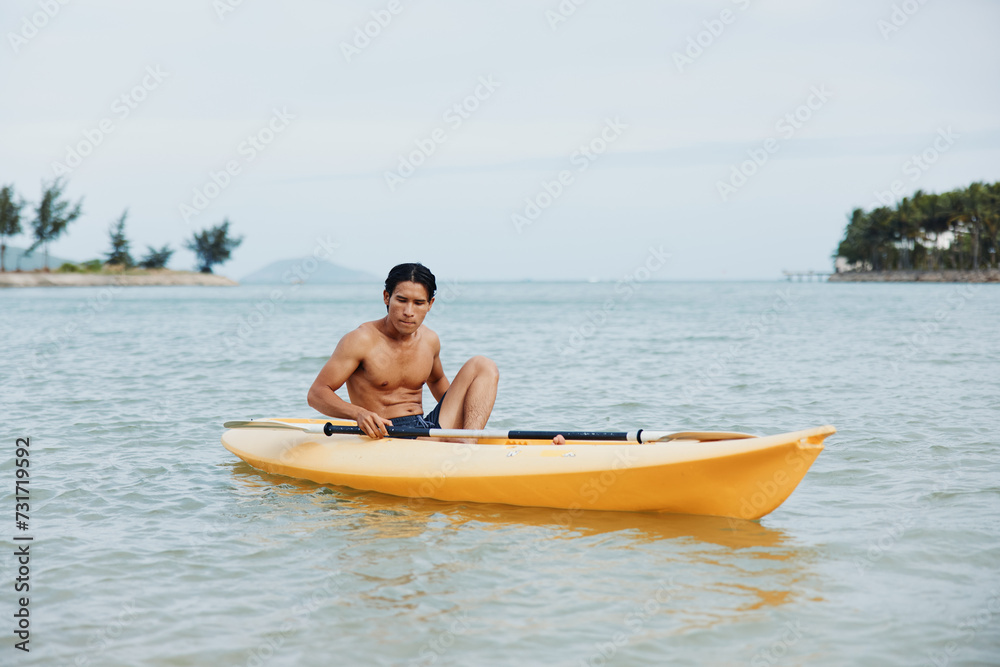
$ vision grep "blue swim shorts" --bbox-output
[390,392,446,434]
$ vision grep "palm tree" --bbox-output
[865,207,896,270]
[836,208,872,270]
[0,184,25,272]
[27,179,83,271]
[138,245,174,269]
[949,182,994,270]
[912,190,951,269]
[893,196,923,269]
[185,219,243,273]
[980,182,1000,268]
[104,209,134,268]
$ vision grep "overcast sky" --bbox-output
[2,0,998,281]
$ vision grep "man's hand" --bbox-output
[355,409,394,439]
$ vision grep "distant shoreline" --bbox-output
[829,270,1000,283]
[0,270,238,288]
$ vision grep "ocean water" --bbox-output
[2,281,999,666]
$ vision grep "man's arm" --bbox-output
[306,329,394,438]
[425,332,450,402]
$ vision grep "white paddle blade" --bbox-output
[223,420,326,433]
[644,430,756,442]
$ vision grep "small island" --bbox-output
[1,179,243,288]
[0,267,237,288]
[828,269,999,283]
[831,181,1000,282]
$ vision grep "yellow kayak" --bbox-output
[221,419,833,520]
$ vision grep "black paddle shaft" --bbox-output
[507,430,633,441]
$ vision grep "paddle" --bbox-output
[222,420,754,444]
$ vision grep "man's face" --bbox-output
[383,281,433,334]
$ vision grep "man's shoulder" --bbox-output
[355,320,382,337]
[419,325,440,350]
[338,321,380,348]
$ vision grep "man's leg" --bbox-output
[436,356,499,430]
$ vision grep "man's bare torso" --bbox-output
[344,320,439,420]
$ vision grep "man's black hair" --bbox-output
[385,262,436,300]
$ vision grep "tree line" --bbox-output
[0,179,242,274]
[836,182,1000,271]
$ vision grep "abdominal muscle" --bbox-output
[344,373,426,420]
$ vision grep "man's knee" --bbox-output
[469,355,499,382]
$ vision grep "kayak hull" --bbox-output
[221,420,833,520]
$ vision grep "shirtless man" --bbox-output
[307,262,499,438]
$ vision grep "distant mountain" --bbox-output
[1,246,78,271]
[241,257,378,285]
